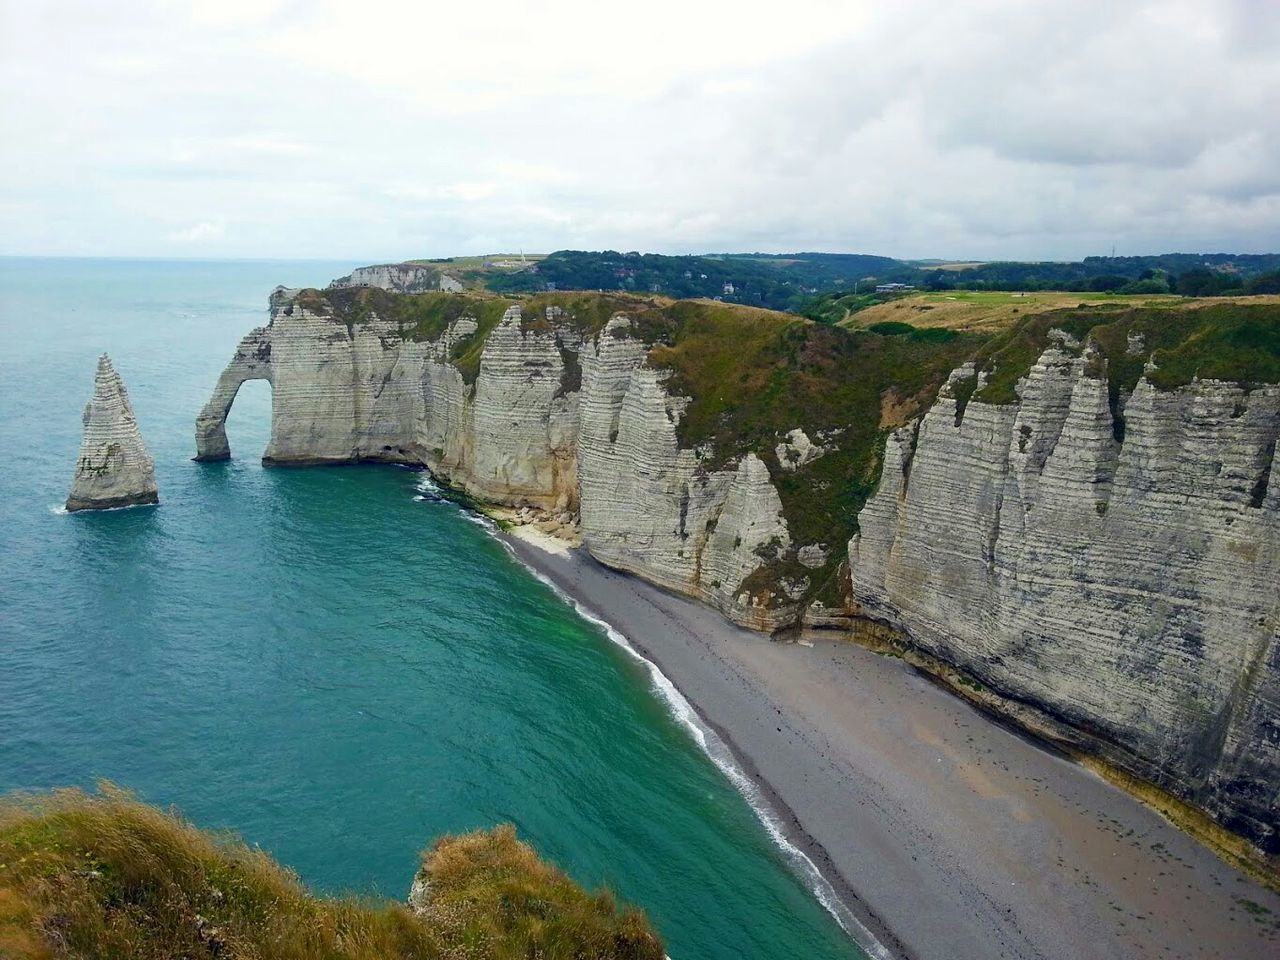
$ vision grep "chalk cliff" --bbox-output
[849,342,1280,854]
[577,317,794,628]
[196,286,1280,858]
[329,262,460,294]
[195,293,799,627]
[67,354,159,512]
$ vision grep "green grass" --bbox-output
[0,785,662,960]
[972,302,1280,405]
[289,288,985,606]
[646,309,984,599]
[281,288,1278,613]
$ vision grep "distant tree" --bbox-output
[1245,270,1280,295]
[1118,278,1171,294]
[923,270,954,291]
[1088,274,1129,292]
[1175,268,1236,297]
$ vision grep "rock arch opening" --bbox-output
[223,379,273,461]
[193,327,273,462]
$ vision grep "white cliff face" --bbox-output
[329,263,441,294]
[67,355,159,512]
[196,303,430,465]
[464,308,579,508]
[195,327,272,461]
[196,290,1280,851]
[850,345,1280,853]
[196,298,797,629]
[775,428,826,471]
[576,318,794,629]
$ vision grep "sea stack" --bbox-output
[66,354,159,512]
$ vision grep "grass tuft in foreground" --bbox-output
[0,784,663,960]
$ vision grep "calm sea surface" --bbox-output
[0,258,862,959]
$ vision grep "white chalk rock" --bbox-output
[66,355,159,512]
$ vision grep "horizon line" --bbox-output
[2,250,1278,265]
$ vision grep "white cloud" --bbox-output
[0,0,1276,259]
[169,220,227,244]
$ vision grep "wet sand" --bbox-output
[507,536,1280,960]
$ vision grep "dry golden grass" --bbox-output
[844,291,1280,334]
[0,785,663,960]
[418,825,662,960]
[842,291,1179,333]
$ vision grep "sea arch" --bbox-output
[194,327,273,461]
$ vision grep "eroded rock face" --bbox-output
[198,288,1280,851]
[850,345,1280,852]
[67,355,159,512]
[195,296,797,627]
[577,319,794,628]
[329,262,441,293]
[775,427,826,471]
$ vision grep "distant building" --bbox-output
[875,283,915,293]
[723,282,735,295]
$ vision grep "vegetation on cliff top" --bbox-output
[969,302,1280,405]
[479,250,1280,309]
[642,304,984,601]
[288,287,1277,609]
[0,785,663,960]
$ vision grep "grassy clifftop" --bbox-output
[0,785,662,960]
[966,301,1280,405]
[283,288,1278,609]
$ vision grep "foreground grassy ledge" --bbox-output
[0,785,663,960]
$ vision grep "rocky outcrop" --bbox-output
[194,327,272,461]
[849,343,1280,853]
[775,428,826,471]
[67,355,159,512]
[329,262,444,294]
[195,296,797,627]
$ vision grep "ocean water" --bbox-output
[0,258,863,960]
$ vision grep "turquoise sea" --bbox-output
[0,258,862,959]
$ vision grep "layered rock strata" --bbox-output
[576,318,794,628]
[197,289,1280,854]
[67,355,159,512]
[329,262,450,294]
[849,343,1280,853]
[196,297,795,627]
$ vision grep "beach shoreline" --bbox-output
[504,531,1280,960]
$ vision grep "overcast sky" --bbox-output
[2,0,1277,261]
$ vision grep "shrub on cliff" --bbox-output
[0,784,663,960]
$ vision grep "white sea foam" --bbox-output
[51,501,156,515]
[420,488,891,958]
[466,517,891,960]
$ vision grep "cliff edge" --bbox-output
[195,284,1279,864]
[851,309,1279,860]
